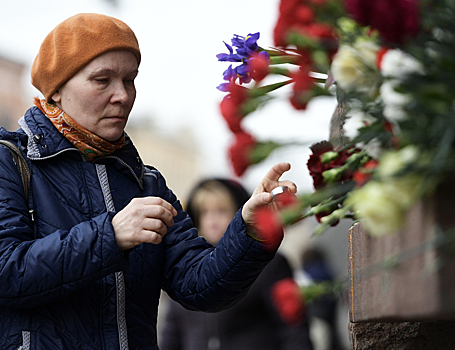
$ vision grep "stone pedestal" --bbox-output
[347,180,455,348]
[348,180,455,322]
[349,321,455,349]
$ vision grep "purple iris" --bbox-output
[235,64,252,84]
[222,64,237,82]
[216,42,243,62]
[216,32,267,89]
[232,33,260,57]
[216,64,252,91]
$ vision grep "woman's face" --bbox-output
[198,192,237,246]
[52,50,139,141]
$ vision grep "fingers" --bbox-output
[242,162,297,229]
[253,162,296,196]
[112,196,177,250]
[263,162,291,183]
[278,180,298,195]
[135,196,178,217]
[140,202,176,227]
[136,229,165,245]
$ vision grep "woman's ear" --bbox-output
[51,90,61,103]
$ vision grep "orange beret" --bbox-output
[31,13,141,102]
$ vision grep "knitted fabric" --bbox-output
[31,13,141,102]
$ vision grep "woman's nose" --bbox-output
[111,81,131,104]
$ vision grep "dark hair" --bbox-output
[185,178,250,228]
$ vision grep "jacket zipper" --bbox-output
[96,164,129,350]
[95,155,143,190]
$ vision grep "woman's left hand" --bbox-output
[241,162,297,232]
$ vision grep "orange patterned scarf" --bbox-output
[34,98,125,161]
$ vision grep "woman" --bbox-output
[159,178,313,350]
[0,13,296,350]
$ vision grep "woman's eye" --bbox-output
[95,78,109,83]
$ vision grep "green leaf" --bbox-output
[249,80,293,98]
[269,55,301,65]
[249,141,282,164]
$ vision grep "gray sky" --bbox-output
[0,0,337,192]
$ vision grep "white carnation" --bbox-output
[331,40,380,96]
[380,81,412,122]
[380,49,424,78]
[362,138,383,159]
[344,109,376,139]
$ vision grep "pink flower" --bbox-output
[345,0,420,44]
[253,207,283,251]
[228,131,257,177]
[271,278,305,325]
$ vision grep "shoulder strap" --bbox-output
[0,140,31,211]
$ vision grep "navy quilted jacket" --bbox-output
[0,107,276,350]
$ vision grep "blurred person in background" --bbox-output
[0,13,297,349]
[159,178,313,350]
[296,248,345,350]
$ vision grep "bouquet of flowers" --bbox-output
[216,0,455,240]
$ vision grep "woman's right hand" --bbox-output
[112,197,177,250]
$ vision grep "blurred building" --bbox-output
[126,123,202,205]
[0,54,29,130]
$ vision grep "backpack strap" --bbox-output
[0,140,32,220]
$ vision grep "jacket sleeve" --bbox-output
[0,146,128,309]
[156,170,278,313]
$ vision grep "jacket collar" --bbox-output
[19,106,144,188]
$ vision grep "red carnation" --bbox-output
[274,18,291,48]
[309,0,329,4]
[299,22,335,41]
[307,141,361,189]
[274,0,338,49]
[219,83,250,133]
[228,83,249,104]
[307,141,334,189]
[278,0,300,15]
[376,47,389,70]
[249,52,270,82]
[290,66,315,110]
[220,96,244,133]
[274,190,299,208]
[253,207,284,251]
[353,159,379,187]
[274,0,316,47]
[315,212,339,226]
[294,5,315,25]
[383,121,400,149]
[271,278,305,325]
[228,131,257,177]
[345,0,420,44]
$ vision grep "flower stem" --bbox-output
[250,79,293,98]
[269,55,302,65]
